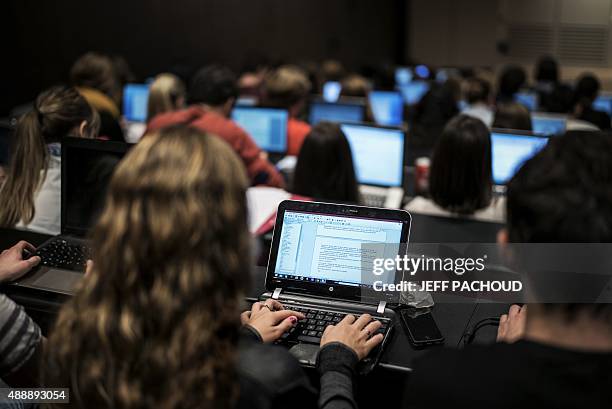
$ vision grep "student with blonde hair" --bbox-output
[262,65,312,155]
[146,73,186,121]
[0,86,99,234]
[44,125,382,409]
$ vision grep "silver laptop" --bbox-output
[341,123,406,208]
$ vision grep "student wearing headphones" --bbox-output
[43,125,382,409]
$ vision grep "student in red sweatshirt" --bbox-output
[148,65,284,188]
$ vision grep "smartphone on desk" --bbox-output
[399,308,444,347]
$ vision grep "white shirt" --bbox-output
[16,155,61,235]
[462,103,494,128]
[405,195,506,223]
[246,186,291,233]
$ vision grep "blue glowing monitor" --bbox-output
[123,84,150,122]
[514,91,539,111]
[531,114,567,136]
[397,81,430,105]
[395,67,413,86]
[323,81,342,103]
[232,107,288,153]
[309,101,365,125]
[491,130,548,185]
[593,94,612,115]
[340,123,405,187]
[369,91,404,126]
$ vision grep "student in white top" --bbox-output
[0,86,99,235]
[406,115,505,223]
[461,77,494,128]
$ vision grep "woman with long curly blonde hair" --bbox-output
[43,125,380,409]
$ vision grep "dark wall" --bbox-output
[4,0,404,115]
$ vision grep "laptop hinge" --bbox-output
[377,300,387,314]
[272,288,282,300]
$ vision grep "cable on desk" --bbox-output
[461,317,500,346]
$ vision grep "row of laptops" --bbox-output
[514,89,612,119]
[14,137,412,370]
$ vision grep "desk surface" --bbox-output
[1,228,502,373]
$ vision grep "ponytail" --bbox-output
[0,110,48,226]
[0,86,99,228]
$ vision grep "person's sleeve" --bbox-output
[0,295,42,379]
[233,127,285,188]
[316,343,359,409]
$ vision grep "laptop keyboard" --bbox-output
[278,305,390,344]
[36,239,90,272]
[362,193,386,208]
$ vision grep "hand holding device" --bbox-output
[320,314,384,360]
[242,300,305,343]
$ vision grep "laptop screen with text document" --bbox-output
[232,107,288,153]
[273,210,403,289]
[340,123,404,188]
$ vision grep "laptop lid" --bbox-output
[340,123,405,188]
[593,93,612,115]
[61,137,132,237]
[123,84,150,123]
[231,107,288,153]
[308,100,366,125]
[368,91,404,127]
[514,91,539,111]
[266,200,411,304]
[491,129,549,186]
[531,113,567,136]
[397,81,429,105]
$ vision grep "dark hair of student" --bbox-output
[465,77,491,105]
[535,55,559,84]
[189,65,239,106]
[0,86,99,228]
[497,65,527,101]
[44,125,250,409]
[493,102,532,131]
[70,52,121,103]
[506,131,612,320]
[574,74,600,105]
[292,122,359,204]
[429,115,493,215]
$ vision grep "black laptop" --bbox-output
[261,200,411,370]
[16,137,131,294]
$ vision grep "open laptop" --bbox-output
[491,129,549,193]
[308,99,366,125]
[514,90,539,111]
[531,113,567,136]
[594,93,612,116]
[16,137,131,294]
[261,200,411,369]
[122,83,149,143]
[369,91,404,127]
[340,123,405,208]
[231,107,288,158]
[322,81,342,103]
[397,81,430,105]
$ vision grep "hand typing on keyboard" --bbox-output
[320,314,384,360]
[241,300,305,343]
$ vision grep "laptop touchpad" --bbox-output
[32,269,82,294]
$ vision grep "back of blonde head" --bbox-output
[44,125,250,409]
[147,73,186,121]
